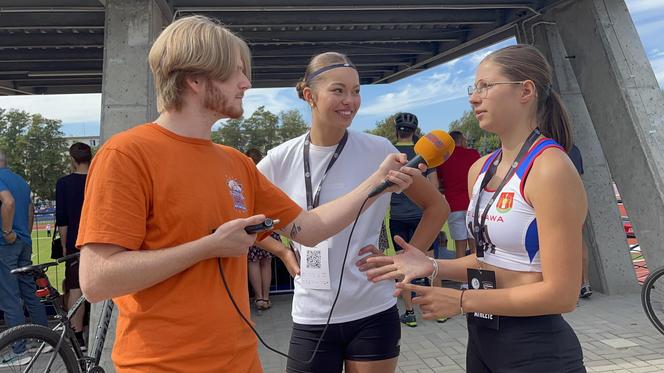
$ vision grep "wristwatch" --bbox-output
[2,229,13,235]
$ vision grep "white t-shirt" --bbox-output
[257,130,398,324]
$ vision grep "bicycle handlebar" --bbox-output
[56,251,80,263]
[10,252,81,276]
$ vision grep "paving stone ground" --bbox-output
[254,292,664,372]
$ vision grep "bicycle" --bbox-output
[0,252,115,372]
[642,264,664,335]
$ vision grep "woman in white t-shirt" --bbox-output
[257,52,448,373]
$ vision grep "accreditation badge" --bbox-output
[466,268,499,330]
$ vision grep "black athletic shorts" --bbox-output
[286,305,400,373]
[64,258,80,290]
[390,218,439,254]
[389,218,419,251]
[466,314,586,373]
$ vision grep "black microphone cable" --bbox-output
[218,196,371,364]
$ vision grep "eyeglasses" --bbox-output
[467,81,525,98]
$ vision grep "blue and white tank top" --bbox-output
[465,138,564,272]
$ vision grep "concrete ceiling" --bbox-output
[0,0,567,95]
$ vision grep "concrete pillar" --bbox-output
[92,0,170,369]
[99,0,170,142]
[551,0,664,271]
[532,24,638,295]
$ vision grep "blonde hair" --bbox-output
[295,52,354,100]
[148,15,252,112]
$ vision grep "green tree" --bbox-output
[212,118,244,149]
[0,109,30,177]
[242,106,279,152]
[212,107,309,153]
[24,115,68,199]
[366,115,397,144]
[449,110,500,155]
[0,109,68,199]
[279,109,309,142]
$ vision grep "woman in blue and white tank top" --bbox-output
[363,44,587,373]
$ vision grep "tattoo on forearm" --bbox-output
[290,224,302,239]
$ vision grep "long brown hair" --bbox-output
[483,44,572,151]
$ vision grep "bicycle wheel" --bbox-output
[0,324,80,372]
[642,266,664,335]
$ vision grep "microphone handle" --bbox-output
[367,155,425,198]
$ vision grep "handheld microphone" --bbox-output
[245,218,280,234]
[368,130,455,198]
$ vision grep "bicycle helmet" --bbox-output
[394,112,418,130]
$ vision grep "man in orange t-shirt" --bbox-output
[76,16,421,373]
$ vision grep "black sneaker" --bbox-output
[579,284,593,299]
[400,310,417,327]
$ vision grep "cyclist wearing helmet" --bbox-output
[389,112,442,327]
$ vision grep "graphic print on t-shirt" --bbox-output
[496,192,514,214]
[227,178,247,212]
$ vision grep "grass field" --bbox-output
[30,220,66,293]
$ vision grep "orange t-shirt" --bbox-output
[76,123,302,372]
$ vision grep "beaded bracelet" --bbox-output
[427,257,439,285]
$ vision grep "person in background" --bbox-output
[436,131,481,262]
[245,147,299,311]
[0,149,48,366]
[388,112,442,327]
[568,144,592,299]
[55,142,93,349]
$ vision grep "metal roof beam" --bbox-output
[251,44,436,58]
[228,21,493,30]
[0,7,104,13]
[0,49,102,60]
[0,0,103,7]
[186,9,501,26]
[0,61,102,71]
[0,33,103,48]
[237,28,464,43]
[0,26,104,31]
[375,27,515,84]
[247,40,458,46]
[249,56,415,69]
[173,2,539,12]
[13,78,102,86]
[0,12,104,28]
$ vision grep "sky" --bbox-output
[0,0,662,138]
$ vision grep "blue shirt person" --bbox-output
[0,150,48,363]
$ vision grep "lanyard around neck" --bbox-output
[303,131,349,210]
[473,128,541,258]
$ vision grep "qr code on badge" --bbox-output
[306,250,322,269]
